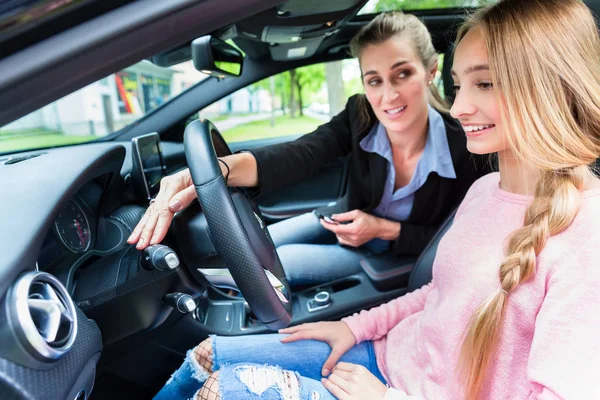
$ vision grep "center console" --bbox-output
[190,271,407,336]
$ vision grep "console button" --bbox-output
[307,290,332,312]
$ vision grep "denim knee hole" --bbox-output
[234,365,303,400]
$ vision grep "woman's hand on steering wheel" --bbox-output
[127,168,197,250]
[279,321,357,377]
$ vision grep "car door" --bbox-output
[203,60,362,222]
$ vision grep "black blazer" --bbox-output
[250,94,491,256]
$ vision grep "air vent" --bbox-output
[1,272,77,367]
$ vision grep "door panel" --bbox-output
[257,157,349,221]
[230,136,350,222]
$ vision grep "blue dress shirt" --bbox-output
[359,106,456,253]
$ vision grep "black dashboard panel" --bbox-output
[0,143,125,296]
[0,143,126,400]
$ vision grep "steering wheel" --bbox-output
[183,119,292,330]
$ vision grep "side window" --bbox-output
[200,60,363,144]
[436,53,447,98]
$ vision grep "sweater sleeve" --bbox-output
[342,281,435,343]
[523,238,600,399]
[246,95,361,199]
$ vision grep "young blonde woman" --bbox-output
[130,12,489,288]
[154,0,600,398]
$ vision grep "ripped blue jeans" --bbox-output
[153,333,386,399]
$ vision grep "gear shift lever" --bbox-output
[140,244,179,271]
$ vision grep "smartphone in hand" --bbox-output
[314,211,340,225]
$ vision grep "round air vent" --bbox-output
[5,272,78,364]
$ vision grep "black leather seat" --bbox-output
[406,209,456,292]
[360,209,457,292]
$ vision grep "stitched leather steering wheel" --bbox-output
[184,119,292,330]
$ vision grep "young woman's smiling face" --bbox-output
[360,35,436,137]
[450,27,508,155]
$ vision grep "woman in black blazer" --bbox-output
[129,12,491,287]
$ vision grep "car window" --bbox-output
[203,55,447,144]
[359,0,497,14]
[200,60,364,143]
[0,60,208,154]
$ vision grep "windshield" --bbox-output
[359,0,496,14]
[0,59,208,154]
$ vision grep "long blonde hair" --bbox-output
[350,11,449,129]
[456,0,600,398]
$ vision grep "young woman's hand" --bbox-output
[322,362,388,400]
[319,209,400,247]
[279,321,357,376]
[127,168,198,250]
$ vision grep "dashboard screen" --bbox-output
[140,140,164,194]
[133,133,166,198]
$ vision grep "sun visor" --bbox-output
[262,24,323,43]
[269,37,324,61]
[232,0,366,46]
[276,0,364,17]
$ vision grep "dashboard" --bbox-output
[0,138,197,399]
[0,128,243,399]
[38,182,102,271]
[22,140,187,276]
[0,143,126,400]
[0,138,192,324]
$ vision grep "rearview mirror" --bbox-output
[191,36,244,78]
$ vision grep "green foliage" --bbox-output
[250,63,327,116]
[295,64,326,95]
[373,0,495,12]
[250,72,292,112]
[294,64,327,115]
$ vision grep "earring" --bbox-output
[428,80,432,86]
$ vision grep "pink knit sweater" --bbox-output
[342,173,600,399]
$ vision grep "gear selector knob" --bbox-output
[141,244,179,271]
[164,292,196,313]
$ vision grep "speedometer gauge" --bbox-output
[54,201,91,253]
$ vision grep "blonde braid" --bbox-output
[460,167,586,399]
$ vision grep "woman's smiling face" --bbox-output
[450,27,507,156]
[360,35,436,136]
